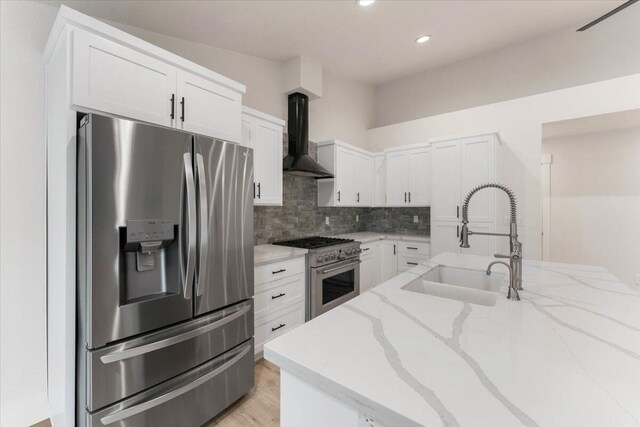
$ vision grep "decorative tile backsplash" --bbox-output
[253,137,430,245]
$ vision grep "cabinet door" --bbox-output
[355,153,373,206]
[459,222,497,257]
[336,147,356,206]
[253,118,283,206]
[385,153,408,206]
[360,253,376,294]
[460,136,496,223]
[177,70,242,142]
[373,156,386,207]
[431,141,461,222]
[430,221,461,257]
[379,241,398,282]
[72,29,177,128]
[408,147,431,206]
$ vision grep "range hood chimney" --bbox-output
[283,93,333,179]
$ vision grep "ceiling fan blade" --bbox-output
[577,0,638,31]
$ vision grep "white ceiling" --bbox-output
[542,109,640,139]
[42,0,624,85]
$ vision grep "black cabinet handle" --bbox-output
[404,192,407,203]
[357,192,360,203]
[407,247,418,250]
[271,323,286,332]
[253,182,256,199]
[272,269,286,275]
[457,225,460,238]
[170,94,175,119]
[337,190,341,202]
[257,182,261,199]
[271,293,286,300]
[393,244,396,255]
[180,97,185,122]
[457,206,460,218]
[408,192,411,203]
[407,262,418,266]
[362,248,370,252]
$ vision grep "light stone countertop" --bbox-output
[254,244,308,265]
[331,231,430,244]
[265,252,640,427]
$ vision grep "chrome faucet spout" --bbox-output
[460,182,524,299]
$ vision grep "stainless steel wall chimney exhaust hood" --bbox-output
[283,92,334,179]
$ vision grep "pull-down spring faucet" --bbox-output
[459,183,522,301]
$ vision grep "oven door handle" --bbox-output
[320,260,361,275]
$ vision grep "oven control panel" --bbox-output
[310,243,361,268]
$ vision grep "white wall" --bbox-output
[366,74,640,260]
[542,127,640,287]
[112,22,376,149]
[374,5,640,127]
[0,1,57,425]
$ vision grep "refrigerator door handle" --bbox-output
[99,343,252,425]
[195,153,209,297]
[182,153,197,300]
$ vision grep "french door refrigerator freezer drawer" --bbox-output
[86,339,254,427]
[85,300,253,411]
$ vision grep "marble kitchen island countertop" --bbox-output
[254,244,308,265]
[265,253,640,427]
[331,231,430,244]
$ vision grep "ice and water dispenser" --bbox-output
[120,219,180,304]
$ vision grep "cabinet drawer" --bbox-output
[255,256,305,286]
[398,241,430,255]
[398,253,429,273]
[254,273,304,320]
[255,303,305,355]
[360,241,380,255]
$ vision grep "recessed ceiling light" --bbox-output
[358,0,375,6]
[415,35,431,44]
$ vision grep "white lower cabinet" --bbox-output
[254,255,306,356]
[359,242,380,293]
[379,241,398,283]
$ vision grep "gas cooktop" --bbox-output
[272,236,354,250]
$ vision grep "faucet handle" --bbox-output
[494,253,510,259]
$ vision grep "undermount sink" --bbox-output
[402,265,505,306]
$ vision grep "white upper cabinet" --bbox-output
[430,133,501,257]
[73,30,177,128]
[384,145,431,207]
[355,152,373,205]
[373,154,386,207]
[431,141,461,222]
[177,70,242,142]
[241,107,284,206]
[70,25,245,142]
[317,140,374,207]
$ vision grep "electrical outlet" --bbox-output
[356,215,359,222]
[413,215,419,223]
[636,274,640,286]
[325,216,330,225]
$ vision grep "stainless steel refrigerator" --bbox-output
[76,113,254,427]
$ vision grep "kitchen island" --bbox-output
[264,253,640,427]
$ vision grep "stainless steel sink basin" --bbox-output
[402,265,505,306]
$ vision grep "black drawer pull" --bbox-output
[271,293,286,300]
[407,262,418,266]
[407,247,418,250]
[271,323,286,332]
[272,269,286,275]
[362,248,370,251]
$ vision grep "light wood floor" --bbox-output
[205,359,280,427]
[31,359,281,427]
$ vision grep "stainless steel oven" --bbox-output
[310,257,360,319]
